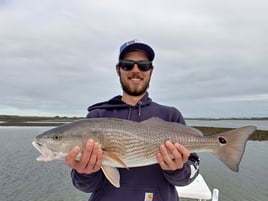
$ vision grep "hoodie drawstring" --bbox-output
[127,107,132,120]
[127,101,142,119]
[138,101,142,117]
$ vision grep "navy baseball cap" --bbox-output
[119,40,155,61]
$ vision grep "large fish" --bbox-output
[32,117,256,187]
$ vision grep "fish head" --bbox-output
[32,128,82,162]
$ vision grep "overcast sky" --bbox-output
[0,0,267,118]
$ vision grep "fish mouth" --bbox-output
[32,141,65,162]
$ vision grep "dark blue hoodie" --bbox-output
[71,93,200,201]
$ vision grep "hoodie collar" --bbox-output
[87,92,152,112]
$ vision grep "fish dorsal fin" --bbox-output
[103,150,129,169]
[101,165,120,188]
[141,117,203,137]
[141,117,176,128]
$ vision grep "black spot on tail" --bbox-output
[218,136,227,144]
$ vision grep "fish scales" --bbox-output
[100,120,157,165]
[91,119,219,163]
[80,119,145,162]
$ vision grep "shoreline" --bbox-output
[0,115,267,140]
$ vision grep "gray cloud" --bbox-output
[0,0,267,117]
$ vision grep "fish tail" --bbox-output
[214,126,256,172]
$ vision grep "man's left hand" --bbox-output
[156,141,190,171]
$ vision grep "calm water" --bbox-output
[0,123,267,201]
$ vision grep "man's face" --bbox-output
[117,51,153,97]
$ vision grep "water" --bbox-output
[0,127,88,201]
[0,124,267,201]
[198,141,268,201]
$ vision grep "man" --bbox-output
[65,40,200,201]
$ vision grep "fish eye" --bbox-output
[52,135,61,141]
[218,136,227,144]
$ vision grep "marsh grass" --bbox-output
[0,115,267,140]
[195,126,267,141]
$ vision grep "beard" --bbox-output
[119,72,151,96]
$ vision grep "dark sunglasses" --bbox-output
[118,60,153,71]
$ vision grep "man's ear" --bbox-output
[116,65,120,76]
[150,66,154,76]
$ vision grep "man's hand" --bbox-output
[156,141,190,171]
[65,139,103,174]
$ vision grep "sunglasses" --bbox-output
[118,60,153,71]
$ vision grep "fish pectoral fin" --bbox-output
[103,150,129,169]
[101,166,120,188]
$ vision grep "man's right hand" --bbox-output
[65,139,103,174]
